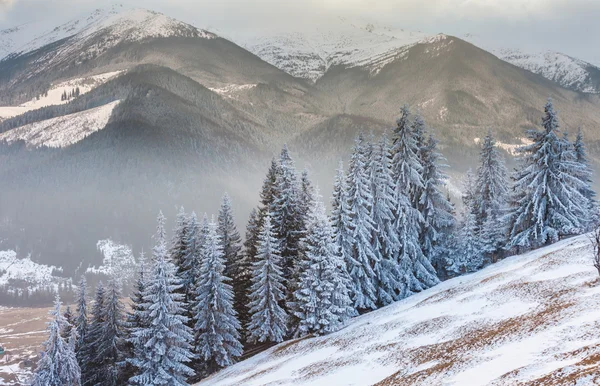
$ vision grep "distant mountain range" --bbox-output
[1,5,600,273]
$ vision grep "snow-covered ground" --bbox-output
[0,250,65,293]
[198,235,600,385]
[0,71,122,120]
[473,137,533,156]
[0,100,120,148]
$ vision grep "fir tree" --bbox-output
[294,199,354,336]
[247,215,288,343]
[92,279,127,386]
[417,133,456,262]
[218,193,247,339]
[32,295,81,386]
[82,281,106,385]
[271,145,303,284]
[506,99,589,250]
[129,211,194,385]
[61,305,75,341]
[391,105,439,298]
[450,170,484,274]
[122,252,148,382]
[330,162,354,287]
[74,276,88,370]
[346,134,378,311]
[369,135,402,306]
[573,129,597,228]
[171,207,190,289]
[193,218,243,374]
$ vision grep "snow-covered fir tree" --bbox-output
[345,134,379,311]
[240,208,260,335]
[170,207,191,291]
[218,193,247,340]
[271,145,304,285]
[369,135,402,306]
[450,170,484,274]
[506,99,590,250]
[293,198,353,336]
[391,105,439,298]
[81,281,106,385]
[32,295,81,386]
[475,131,509,261]
[74,276,88,373]
[330,162,354,290]
[179,212,201,319]
[61,305,75,341]
[122,251,148,382]
[417,133,455,262]
[193,218,243,375]
[129,211,195,386]
[258,158,280,224]
[92,279,127,386]
[247,214,288,343]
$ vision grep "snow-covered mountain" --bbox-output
[495,49,600,94]
[230,17,431,81]
[198,235,600,385]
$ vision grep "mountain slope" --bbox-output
[198,235,600,386]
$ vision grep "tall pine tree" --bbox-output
[193,218,243,375]
[247,215,288,344]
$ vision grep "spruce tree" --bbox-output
[506,99,589,250]
[271,145,303,284]
[122,252,148,382]
[193,218,243,375]
[240,208,260,336]
[391,105,439,298]
[92,279,127,386]
[369,135,402,306]
[61,305,75,341]
[74,276,88,371]
[450,170,484,275]
[573,129,597,228]
[346,134,378,311]
[247,215,288,344]
[170,206,190,287]
[218,193,247,339]
[32,295,81,386]
[294,199,353,336]
[129,211,194,386]
[330,162,354,290]
[82,281,106,385]
[418,133,456,262]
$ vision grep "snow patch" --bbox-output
[473,136,532,156]
[0,100,120,148]
[0,250,66,293]
[208,84,257,99]
[86,239,137,288]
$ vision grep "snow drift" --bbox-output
[198,235,600,385]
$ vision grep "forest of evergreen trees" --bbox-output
[31,99,597,385]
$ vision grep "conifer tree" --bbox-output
[417,133,456,262]
[61,305,75,341]
[391,106,439,298]
[369,135,402,306]
[247,215,288,343]
[330,163,354,294]
[294,199,353,336]
[346,134,379,311]
[82,281,106,385]
[450,170,484,274]
[271,145,303,283]
[573,129,597,228]
[122,252,148,382]
[129,211,194,385]
[507,99,589,250]
[93,279,127,386]
[171,207,190,286]
[32,295,81,386]
[193,219,243,374]
[74,276,88,370]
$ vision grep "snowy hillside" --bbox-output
[231,17,431,81]
[86,239,137,287]
[0,100,120,148]
[0,70,122,120]
[198,235,600,385]
[0,250,66,293]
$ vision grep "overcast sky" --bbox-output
[1,0,600,64]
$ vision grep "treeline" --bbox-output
[31,99,597,385]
